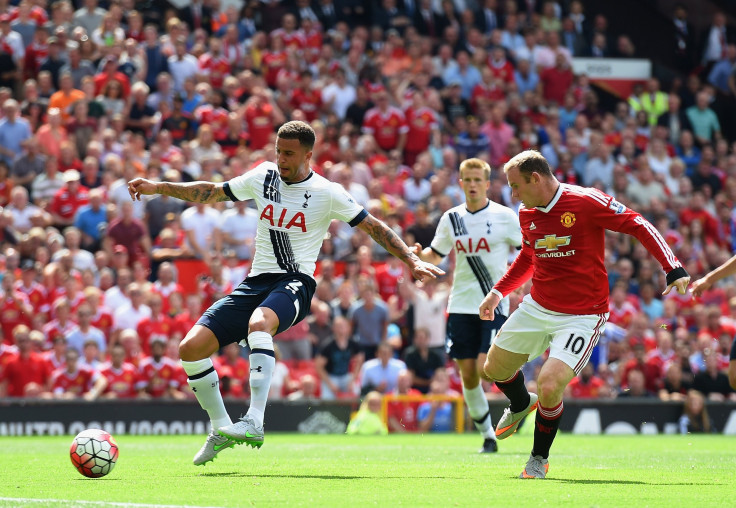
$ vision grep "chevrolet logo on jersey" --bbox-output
[535,235,571,251]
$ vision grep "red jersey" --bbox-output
[608,301,638,328]
[362,106,409,152]
[494,184,683,314]
[51,367,97,396]
[567,375,606,398]
[471,82,506,111]
[49,185,90,221]
[404,106,439,153]
[290,87,322,122]
[213,356,250,397]
[198,53,231,89]
[0,344,18,375]
[1,353,52,396]
[42,350,66,372]
[172,311,198,339]
[261,50,288,88]
[386,388,422,432]
[193,104,229,140]
[137,356,181,397]
[100,363,139,398]
[374,263,403,302]
[270,28,305,50]
[0,291,32,344]
[91,307,114,340]
[152,281,184,315]
[487,58,516,84]
[14,280,47,314]
[136,315,175,357]
[42,319,78,345]
[299,28,322,61]
[244,102,275,150]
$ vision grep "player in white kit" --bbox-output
[412,158,521,452]
[128,121,444,465]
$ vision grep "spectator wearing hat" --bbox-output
[48,168,89,228]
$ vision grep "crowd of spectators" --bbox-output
[0,0,735,430]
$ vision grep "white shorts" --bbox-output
[494,294,608,375]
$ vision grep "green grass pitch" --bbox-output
[0,433,733,507]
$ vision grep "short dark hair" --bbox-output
[503,150,553,182]
[277,121,315,150]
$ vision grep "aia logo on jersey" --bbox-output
[561,212,576,228]
[455,237,490,254]
[260,204,307,232]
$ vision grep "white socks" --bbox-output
[245,331,275,428]
[463,383,495,440]
[182,358,232,430]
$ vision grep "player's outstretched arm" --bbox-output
[691,254,736,297]
[128,177,230,204]
[357,214,445,282]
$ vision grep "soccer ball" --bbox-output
[69,429,119,478]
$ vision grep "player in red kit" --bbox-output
[478,150,690,479]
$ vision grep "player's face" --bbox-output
[275,137,312,183]
[459,167,489,207]
[506,166,540,208]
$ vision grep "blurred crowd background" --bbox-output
[0,0,735,432]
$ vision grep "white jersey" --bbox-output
[431,200,521,315]
[225,162,367,278]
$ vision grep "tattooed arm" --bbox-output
[357,214,444,281]
[127,178,230,203]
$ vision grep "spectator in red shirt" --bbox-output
[403,92,439,166]
[565,364,609,399]
[136,293,175,357]
[136,338,186,399]
[362,87,409,154]
[540,53,574,106]
[0,324,52,397]
[244,87,286,150]
[51,347,107,400]
[214,342,250,398]
[93,55,131,99]
[0,272,33,344]
[387,369,422,432]
[100,343,140,399]
[48,169,89,228]
[105,200,151,268]
[290,70,322,122]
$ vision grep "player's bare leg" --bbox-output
[180,325,235,465]
[519,358,576,479]
[218,307,279,448]
[484,345,537,440]
[457,355,497,453]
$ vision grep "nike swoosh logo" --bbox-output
[213,442,229,451]
[245,432,260,438]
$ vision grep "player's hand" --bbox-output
[127,177,159,201]
[689,276,712,297]
[409,242,422,257]
[662,276,690,296]
[409,260,444,282]
[479,291,501,320]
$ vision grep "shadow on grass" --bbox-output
[199,473,464,480]
[546,478,718,486]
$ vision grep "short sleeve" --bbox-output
[224,163,273,201]
[329,182,367,226]
[430,212,452,257]
[506,211,522,247]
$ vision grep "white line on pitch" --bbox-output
[0,498,228,508]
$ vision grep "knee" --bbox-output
[461,368,480,388]
[179,329,216,361]
[179,337,200,362]
[536,376,563,404]
[482,357,498,382]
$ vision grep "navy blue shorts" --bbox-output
[446,312,507,360]
[196,272,316,348]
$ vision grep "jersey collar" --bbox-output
[535,183,563,213]
[283,171,314,186]
[465,199,490,214]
